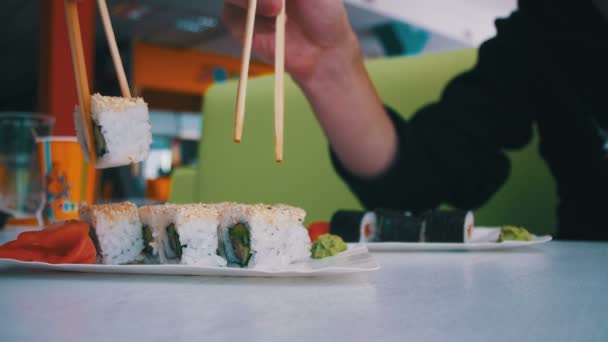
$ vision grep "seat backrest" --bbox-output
[194,49,557,234]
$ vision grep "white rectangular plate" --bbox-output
[0,245,380,278]
[360,227,552,251]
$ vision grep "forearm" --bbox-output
[294,35,397,178]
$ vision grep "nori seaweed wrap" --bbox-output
[423,210,474,243]
[373,209,424,242]
[330,210,367,242]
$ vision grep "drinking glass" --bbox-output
[0,113,55,228]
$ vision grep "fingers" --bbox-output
[223,4,277,63]
[224,0,282,17]
[223,4,278,41]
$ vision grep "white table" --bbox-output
[1,228,607,342]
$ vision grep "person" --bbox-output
[222,0,608,241]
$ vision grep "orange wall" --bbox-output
[133,42,273,95]
[39,0,95,136]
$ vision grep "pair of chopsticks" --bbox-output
[234,0,286,163]
[64,0,131,166]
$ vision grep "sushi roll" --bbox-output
[79,202,144,264]
[138,204,176,264]
[423,210,474,243]
[161,204,227,267]
[74,93,152,169]
[218,204,311,269]
[370,209,425,242]
[329,210,367,242]
[330,209,424,243]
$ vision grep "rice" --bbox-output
[79,202,144,265]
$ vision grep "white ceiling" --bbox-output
[345,0,517,45]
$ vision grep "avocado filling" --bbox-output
[142,225,153,255]
[93,123,108,157]
[166,223,183,258]
[229,223,251,267]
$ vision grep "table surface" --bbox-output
[1,228,607,342]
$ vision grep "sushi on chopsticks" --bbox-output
[79,202,144,265]
[217,204,311,269]
[75,94,152,169]
[65,0,151,169]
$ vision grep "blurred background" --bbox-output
[0,0,517,204]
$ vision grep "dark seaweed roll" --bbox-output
[423,210,474,243]
[374,209,425,242]
[329,210,367,242]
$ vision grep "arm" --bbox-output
[333,12,537,211]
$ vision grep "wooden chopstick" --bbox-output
[64,0,97,166]
[234,0,258,143]
[274,1,286,163]
[97,0,131,98]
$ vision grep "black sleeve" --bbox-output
[331,11,537,213]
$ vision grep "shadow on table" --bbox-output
[0,268,375,287]
[372,246,549,254]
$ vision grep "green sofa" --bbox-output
[170,49,558,235]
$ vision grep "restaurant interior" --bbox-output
[3,0,545,231]
[1,2,607,342]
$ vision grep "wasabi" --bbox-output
[499,226,533,242]
[311,234,347,259]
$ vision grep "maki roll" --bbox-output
[138,204,175,264]
[218,204,311,269]
[423,210,474,243]
[329,210,367,242]
[79,202,144,264]
[370,209,425,242]
[160,204,227,267]
[330,209,424,243]
[74,93,151,169]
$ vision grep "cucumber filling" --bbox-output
[229,223,251,267]
[93,122,108,157]
[166,224,183,258]
[142,225,153,255]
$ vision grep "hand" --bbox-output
[223,0,397,178]
[223,0,359,82]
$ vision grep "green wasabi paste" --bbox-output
[499,226,533,242]
[311,234,347,259]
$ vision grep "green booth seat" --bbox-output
[170,49,558,235]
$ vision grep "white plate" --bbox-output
[360,228,552,251]
[0,245,380,278]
